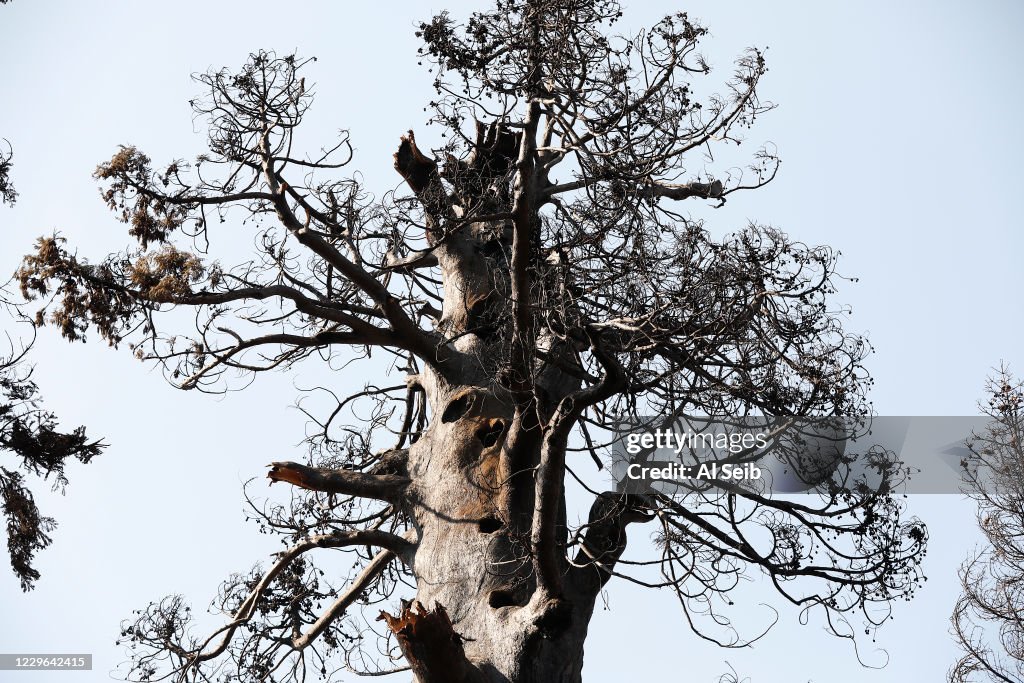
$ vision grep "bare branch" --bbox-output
[267,461,411,505]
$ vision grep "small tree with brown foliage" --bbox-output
[1,148,104,592]
[0,320,105,591]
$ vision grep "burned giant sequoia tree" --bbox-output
[17,2,926,681]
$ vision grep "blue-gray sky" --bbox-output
[1,1,1021,681]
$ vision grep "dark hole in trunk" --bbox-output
[467,292,499,342]
[478,516,503,534]
[441,394,472,423]
[479,238,507,259]
[488,589,519,609]
[475,420,505,448]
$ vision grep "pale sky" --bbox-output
[1,1,1022,682]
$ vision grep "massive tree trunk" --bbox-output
[392,378,599,683]
[387,365,617,683]
[381,127,612,682]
